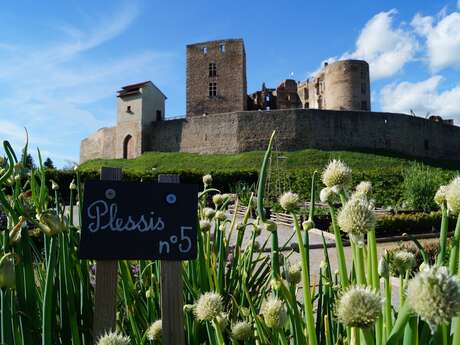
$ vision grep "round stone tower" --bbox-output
[323,60,370,111]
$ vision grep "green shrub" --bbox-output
[401,163,449,212]
[322,211,456,237]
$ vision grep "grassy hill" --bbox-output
[79,148,460,173]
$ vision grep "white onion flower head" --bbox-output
[194,292,224,321]
[215,210,226,221]
[203,207,216,220]
[322,159,352,189]
[212,194,224,206]
[356,181,372,196]
[337,194,376,237]
[231,321,252,340]
[407,266,460,333]
[279,191,299,212]
[203,174,213,187]
[285,262,302,285]
[96,331,130,345]
[260,296,287,329]
[337,286,382,328]
[391,250,416,276]
[199,220,211,233]
[446,177,460,214]
[434,185,448,206]
[147,320,162,341]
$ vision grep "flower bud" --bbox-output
[202,174,213,187]
[145,288,154,299]
[320,187,333,203]
[215,210,226,221]
[50,180,59,191]
[253,224,262,236]
[378,256,389,278]
[302,219,315,231]
[263,220,277,233]
[200,220,211,233]
[182,304,194,314]
[36,210,66,236]
[0,254,15,289]
[203,207,215,220]
[69,179,77,190]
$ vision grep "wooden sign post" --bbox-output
[158,174,185,345]
[79,168,197,344]
[93,167,121,340]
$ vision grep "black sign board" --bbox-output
[78,181,198,260]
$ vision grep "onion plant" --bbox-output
[2,133,460,345]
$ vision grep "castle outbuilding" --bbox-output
[80,38,460,164]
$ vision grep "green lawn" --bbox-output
[79,148,460,173]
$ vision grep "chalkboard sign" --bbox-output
[78,181,199,260]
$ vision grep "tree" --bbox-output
[21,153,35,169]
[44,157,55,169]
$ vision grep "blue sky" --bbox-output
[1,0,460,167]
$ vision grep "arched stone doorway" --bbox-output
[123,135,134,159]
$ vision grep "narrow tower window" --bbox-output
[209,63,217,77]
[219,43,225,52]
[361,101,368,110]
[126,105,132,113]
[208,82,217,97]
[202,46,207,54]
[361,83,366,94]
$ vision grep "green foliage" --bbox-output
[43,158,55,169]
[401,163,450,212]
[376,211,457,235]
[80,150,460,209]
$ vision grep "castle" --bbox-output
[80,38,460,164]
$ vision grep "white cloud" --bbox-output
[345,10,418,80]
[0,1,174,167]
[380,76,460,120]
[411,11,460,71]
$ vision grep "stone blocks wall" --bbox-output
[80,127,116,163]
[145,109,460,163]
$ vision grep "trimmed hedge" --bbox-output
[44,168,258,202]
[46,165,457,209]
[319,211,453,237]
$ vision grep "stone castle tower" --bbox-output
[186,39,247,117]
[298,60,370,111]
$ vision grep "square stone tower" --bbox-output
[186,39,247,117]
[116,81,166,159]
